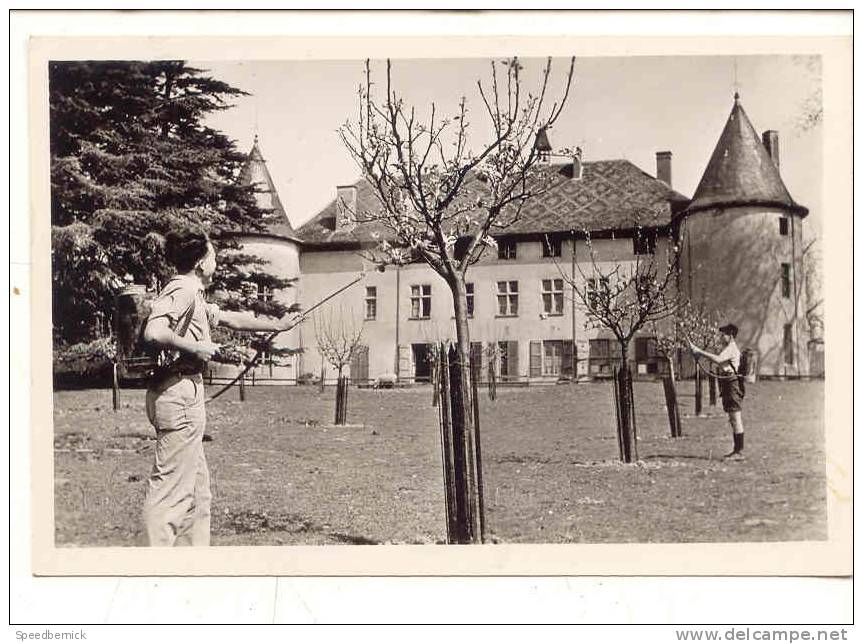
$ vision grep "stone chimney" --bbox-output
[656,151,672,187]
[762,130,779,169]
[336,185,357,231]
[571,147,583,180]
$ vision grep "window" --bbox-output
[539,340,574,376]
[365,286,377,320]
[410,284,432,319]
[466,282,475,318]
[543,340,563,376]
[635,336,662,374]
[783,324,794,365]
[541,278,564,315]
[781,263,791,298]
[498,240,517,260]
[542,237,562,258]
[633,230,657,255]
[252,281,273,317]
[588,339,623,374]
[779,217,789,236]
[497,280,519,316]
[498,340,519,379]
[254,282,273,303]
[634,336,660,361]
[586,277,610,310]
[589,339,611,358]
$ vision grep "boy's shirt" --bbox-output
[716,339,741,374]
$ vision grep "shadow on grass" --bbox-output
[328,532,380,545]
[215,508,381,545]
[642,453,716,462]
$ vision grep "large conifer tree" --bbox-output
[49,61,294,350]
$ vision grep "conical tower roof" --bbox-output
[238,136,297,238]
[684,94,807,217]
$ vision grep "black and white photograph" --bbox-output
[18,12,852,589]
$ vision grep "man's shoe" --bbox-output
[725,451,745,461]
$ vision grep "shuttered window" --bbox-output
[783,324,794,365]
[562,340,574,375]
[498,340,519,378]
[529,341,542,377]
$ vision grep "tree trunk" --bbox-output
[112,361,120,412]
[614,343,636,463]
[334,367,346,425]
[708,373,717,406]
[695,367,703,416]
[444,277,484,543]
[431,347,440,407]
[663,356,683,438]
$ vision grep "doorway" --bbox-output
[412,343,432,382]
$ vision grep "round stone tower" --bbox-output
[215,135,302,382]
[679,93,810,376]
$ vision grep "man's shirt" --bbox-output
[148,274,221,371]
[716,339,741,373]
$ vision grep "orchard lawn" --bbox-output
[53,380,826,546]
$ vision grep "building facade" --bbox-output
[295,152,688,384]
[242,94,813,383]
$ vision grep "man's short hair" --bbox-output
[164,229,211,273]
[718,323,738,338]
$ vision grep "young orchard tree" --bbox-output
[562,224,682,462]
[313,306,366,381]
[338,57,575,542]
[800,236,823,342]
[649,299,724,435]
[650,299,725,380]
[314,307,365,425]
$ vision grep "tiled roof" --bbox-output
[684,95,808,217]
[297,159,690,246]
[238,138,299,239]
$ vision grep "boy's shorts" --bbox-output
[719,377,744,412]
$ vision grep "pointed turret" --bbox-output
[239,135,297,238]
[685,94,807,217]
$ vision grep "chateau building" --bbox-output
[236,94,812,384]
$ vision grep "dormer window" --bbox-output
[542,237,562,258]
[498,240,517,260]
[633,230,657,255]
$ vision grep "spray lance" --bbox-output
[206,271,368,402]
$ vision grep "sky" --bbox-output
[196,55,822,235]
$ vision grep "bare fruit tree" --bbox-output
[338,57,575,542]
[650,299,725,435]
[800,236,823,342]
[313,306,365,382]
[561,225,682,462]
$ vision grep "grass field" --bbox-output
[53,379,826,546]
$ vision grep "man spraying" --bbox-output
[141,229,294,546]
[688,323,746,461]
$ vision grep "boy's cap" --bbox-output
[718,323,738,337]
